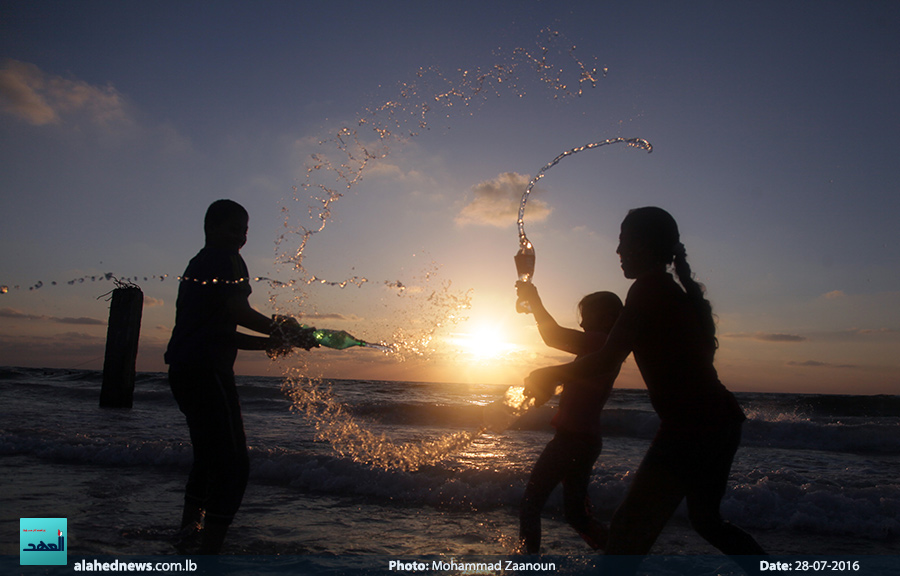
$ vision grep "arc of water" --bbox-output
[516,137,653,249]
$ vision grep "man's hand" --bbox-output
[268,315,320,357]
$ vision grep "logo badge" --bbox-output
[20,518,67,566]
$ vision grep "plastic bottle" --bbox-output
[514,241,536,313]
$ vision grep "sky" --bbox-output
[1,1,898,395]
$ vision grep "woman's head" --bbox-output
[617,206,681,279]
[578,291,623,333]
[618,206,718,352]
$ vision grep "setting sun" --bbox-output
[447,320,521,362]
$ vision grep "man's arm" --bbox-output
[228,293,278,351]
[234,332,271,350]
[229,294,274,335]
[229,295,319,352]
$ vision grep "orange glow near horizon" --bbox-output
[445,319,523,364]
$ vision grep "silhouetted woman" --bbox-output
[526,207,764,568]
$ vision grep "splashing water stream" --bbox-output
[517,137,653,250]
[281,368,479,472]
[3,30,653,473]
[280,137,654,471]
[268,30,633,471]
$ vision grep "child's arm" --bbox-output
[526,304,638,388]
[517,282,587,354]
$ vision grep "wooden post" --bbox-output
[100,286,143,408]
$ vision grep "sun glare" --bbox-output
[449,321,520,362]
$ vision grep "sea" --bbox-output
[2,366,898,575]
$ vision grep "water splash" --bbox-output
[275,28,610,292]
[386,267,474,361]
[517,137,653,250]
[481,386,537,433]
[481,384,565,433]
[2,28,604,303]
[281,368,478,472]
[268,29,612,470]
[2,29,625,472]
[0,272,169,293]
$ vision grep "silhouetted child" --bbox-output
[165,199,315,554]
[516,282,623,554]
[527,207,765,572]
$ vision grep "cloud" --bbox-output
[808,327,900,342]
[367,161,429,185]
[0,59,132,127]
[0,308,39,320]
[723,331,807,342]
[0,307,105,326]
[304,312,364,322]
[455,172,551,228]
[787,360,859,369]
[854,327,897,335]
[142,296,165,308]
[0,331,106,367]
[724,327,898,343]
[54,316,106,326]
[754,333,807,342]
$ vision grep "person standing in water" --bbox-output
[526,207,765,568]
[165,199,317,554]
[516,282,623,554]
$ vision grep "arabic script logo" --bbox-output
[20,518,67,566]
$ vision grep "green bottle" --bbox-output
[311,328,369,350]
[270,315,391,354]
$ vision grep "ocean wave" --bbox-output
[4,372,896,456]
[742,410,900,454]
[3,424,898,542]
[725,468,900,540]
[0,430,192,468]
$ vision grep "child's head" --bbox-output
[204,199,249,250]
[578,291,623,333]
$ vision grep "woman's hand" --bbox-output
[524,365,563,406]
[516,281,540,306]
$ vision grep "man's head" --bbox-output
[204,199,249,251]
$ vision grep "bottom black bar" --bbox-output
[3,555,899,576]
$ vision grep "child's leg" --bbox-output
[560,436,604,548]
[519,435,570,553]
